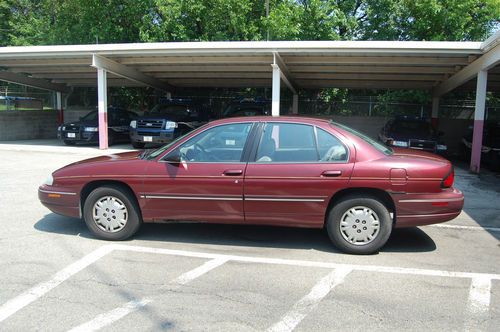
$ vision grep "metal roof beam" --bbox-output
[0,70,69,93]
[273,52,297,94]
[433,43,500,96]
[91,54,173,92]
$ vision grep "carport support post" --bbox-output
[470,70,488,173]
[97,68,108,150]
[431,97,439,128]
[292,94,299,114]
[271,64,280,117]
[56,92,63,124]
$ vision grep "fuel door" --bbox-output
[390,168,407,192]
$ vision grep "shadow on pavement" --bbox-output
[35,213,436,254]
[453,160,500,241]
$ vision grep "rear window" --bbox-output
[331,122,393,156]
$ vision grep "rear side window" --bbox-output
[317,128,348,162]
[255,123,347,163]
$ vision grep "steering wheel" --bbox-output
[193,143,209,161]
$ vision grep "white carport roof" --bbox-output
[0,37,498,94]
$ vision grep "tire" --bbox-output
[326,195,392,255]
[132,141,145,149]
[63,140,76,146]
[83,185,142,240]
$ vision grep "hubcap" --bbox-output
[339,206,380,246]
[92,196,128,233]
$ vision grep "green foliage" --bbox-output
[2,0,498,46]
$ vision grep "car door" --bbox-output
[244,122,354,227]
[141,122,256,223]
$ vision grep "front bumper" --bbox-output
[58,130,98,143]
[392,187,464,228]
[38,184,81,218]
[130,129,176,144]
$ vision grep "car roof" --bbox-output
[209,116,332,126]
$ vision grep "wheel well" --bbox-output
[325,187,396,226]
[80,180,140,216]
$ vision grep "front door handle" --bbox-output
[321,170,342,177]
[223,169,243,176]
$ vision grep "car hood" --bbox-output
[65,151,143,167]
[391,147,446,162]
[63,120,97,127]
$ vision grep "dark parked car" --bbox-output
[40,117,463,255]
[57,107,137,146]
[222,98,271,118]
[129,98,208,149]
[379,116,447,155]
[462,121,500,170]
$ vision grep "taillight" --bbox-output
[441,168,454,188]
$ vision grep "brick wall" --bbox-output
[0,110,58,140]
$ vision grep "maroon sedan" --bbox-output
[39,117,464,254]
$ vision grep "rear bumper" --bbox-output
[38,185,81,218]
[393,188,464,228]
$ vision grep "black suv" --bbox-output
[462,121,500,170]
[379,116,447,155]
[58,107,137,146]
[129,98,208,149]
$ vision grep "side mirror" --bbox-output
[164,149,182,164]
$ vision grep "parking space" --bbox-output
[0,144,499,331]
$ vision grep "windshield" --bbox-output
[81,111,98,121]
[223,104,266,117]
[331,121,393,155]
[390,120,434,136]
[149,104,191,120]
[144,130,199,160]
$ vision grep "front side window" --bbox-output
[167,123,253,162]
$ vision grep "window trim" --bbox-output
[250,122,350,164]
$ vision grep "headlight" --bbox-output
[130,120,137,128]
[57,126,62,131]
[84,127,98,132]
[392,140,408,147]
[436,144,447,151]
[44,174,54,186]
[165,121,178,129]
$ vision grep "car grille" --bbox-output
[64,125,80,132]
[409,139,436,151]
[137,131,161,136]
[137,120,164,129]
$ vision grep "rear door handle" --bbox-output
[223,169,243,176]
[321,170,342,177]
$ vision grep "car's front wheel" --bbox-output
[83,186,142,240]
[326,195,392,254]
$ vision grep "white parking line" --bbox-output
[266,267,352,332]
[428,224,500,233]
[68,257,228,332]
[464,276,493,330]
[68,299,152,332]
[0,245,114,323]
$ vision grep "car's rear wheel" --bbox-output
[132,141,145,149]
[326,195,392,254]
[83,186,142,240]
